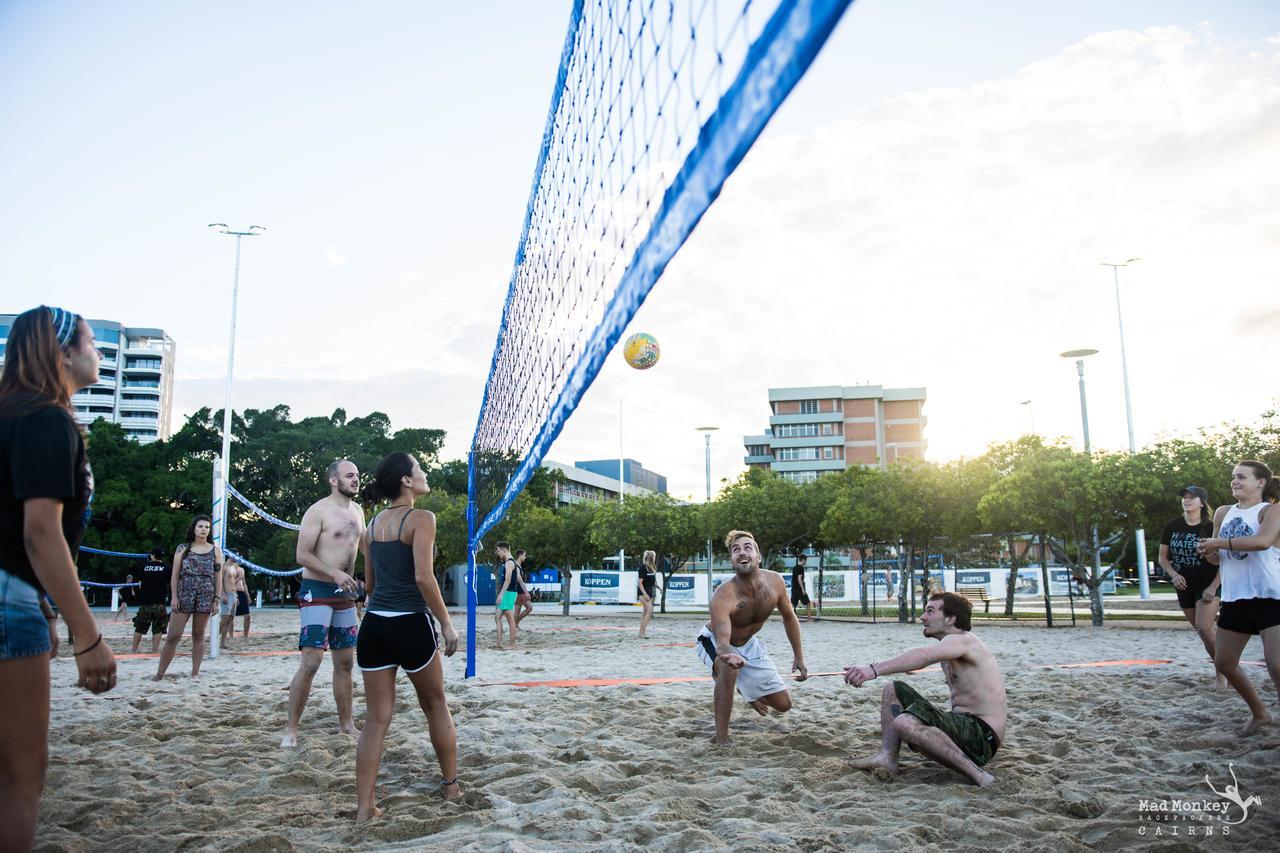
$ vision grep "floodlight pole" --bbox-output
[697,426,718,606]
[618,399,625,577]
[1019,399,1035,435]
[1103,258,1149,599]
[208,223,264,657]
[1062,349,1103,615]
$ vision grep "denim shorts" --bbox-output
[0,570,52,660]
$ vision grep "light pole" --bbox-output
[1102,257,1149,598]
[208,223,265,658]
[885,442,900,465]
[1019,399,1035,435]
[1061,349,1102,612]
[696,426,718,605]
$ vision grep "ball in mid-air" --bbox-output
[622,332,660,370]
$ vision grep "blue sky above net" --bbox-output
[2,1,1278,502]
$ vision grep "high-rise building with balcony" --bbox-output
[743,384,926,482]
[0,314,176,443]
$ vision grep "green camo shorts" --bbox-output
[892,680,999,767]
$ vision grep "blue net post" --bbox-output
[465,498,478,679]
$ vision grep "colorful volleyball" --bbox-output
[622,332,660,370]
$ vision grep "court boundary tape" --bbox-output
[476,658,1177,688]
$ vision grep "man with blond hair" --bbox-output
[695,530,808,744]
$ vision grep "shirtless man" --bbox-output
[843,592,1007,787]
[281,460,365,747]
[695,530,808,744]
[219,555,245,649]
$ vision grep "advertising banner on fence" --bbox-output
[573,571,638,604]
[664,574,699,606]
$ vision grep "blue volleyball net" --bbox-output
[464,0,854,675]
[223,483,304,577]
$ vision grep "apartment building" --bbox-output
[743,384,926,482]
[0,314,176,443]
[542,458,667,505]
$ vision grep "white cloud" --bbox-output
[321,249,349,265]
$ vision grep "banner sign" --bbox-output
[578,571,621,603]
[665,574,698,605]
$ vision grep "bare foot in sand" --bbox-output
[974,770,996,787]
[443,781,462,801]
[355,804,384,823]
[710,734,730,745]
[1241,714,1273,736]
[280,731,299,748]
[748,699,769,716]
[846,752,899,776]
[339,723,360,737]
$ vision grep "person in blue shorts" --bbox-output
[281,460,365,747]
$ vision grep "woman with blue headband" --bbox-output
[0,305,117,849]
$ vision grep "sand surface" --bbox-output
[34,608,1280,851]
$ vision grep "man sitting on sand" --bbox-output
[695,529,808,744]
[843,592,1006,787]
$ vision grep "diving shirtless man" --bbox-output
[843,591,1007,787]
[695,530,808,744]
[281,459,365,747]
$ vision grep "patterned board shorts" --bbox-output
[132,603,168,636]
[297,579,358,651]
[892,680,1000,767]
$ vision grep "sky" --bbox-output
[3,0,1278,502]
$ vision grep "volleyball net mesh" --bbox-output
[464,0,853,675]
[222,484,304,578]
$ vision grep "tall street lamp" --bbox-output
[1061,349,1102,612]
[208,223,265,658]
[696,426,719,604]
[1102,257,1149,598]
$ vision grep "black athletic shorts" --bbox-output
[356,612,438,673]
[235,590,250,616]
[1218,598,1280,636]
[1175,567,1219,610]
[791,584,810,607]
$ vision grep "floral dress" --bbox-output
[176,546,218,613]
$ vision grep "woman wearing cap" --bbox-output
[0,306,117,849]
[1158,485,1222,683]
[1197,461,1280,734]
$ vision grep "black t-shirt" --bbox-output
[0,405,94,595]
[1161,517,1215,575]
[638,563,656,593]
[137,558,172,605]
[792,563,807,586]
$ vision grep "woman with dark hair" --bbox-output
[0,306,116,850]
[1158,485,1223,683]
[355,452,460,820]
[153,514,223,680]
[1197,460,1280,734]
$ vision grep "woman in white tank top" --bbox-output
[1196,460,1280,735]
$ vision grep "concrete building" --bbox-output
[542,458,667,506]
[0,314,176,443]
[743,384,926,482]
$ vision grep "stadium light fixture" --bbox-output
[1060,348,1103,610]
[696,426,719,600]
[208,223,266,657]
[1100,257,1148,598]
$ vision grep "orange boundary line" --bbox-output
[476,658,1174,688]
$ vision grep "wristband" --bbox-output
[74,634,103,657]
[870,662,879,677]
[1228,537,1234,551]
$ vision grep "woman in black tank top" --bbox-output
[638,550,657,638]
[354,452,461,822]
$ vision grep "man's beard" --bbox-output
[734,559,758,575]
[337,483,358,498]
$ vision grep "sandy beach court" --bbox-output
[35,609,1280,851]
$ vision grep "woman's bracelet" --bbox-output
[74,634,103,657]
[870,662,879,678]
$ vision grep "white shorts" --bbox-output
[695,626,787,702]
